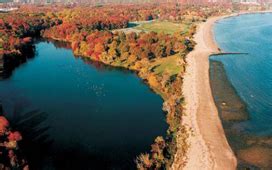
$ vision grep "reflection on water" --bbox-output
[0,44,36,79]
[212,13,272,169]
[0,40,167,169]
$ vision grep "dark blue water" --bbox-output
[0,40,167,169]
[211,13,272,136]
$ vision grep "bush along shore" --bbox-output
[0,104,29,170]
[1,4,263,169]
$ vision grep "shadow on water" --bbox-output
[82,57,135,74]
[46,39,72,50]
[1,100,136,169]
[0,101,53,170]
[50,38,138,77]
[128,22,139,28]
[52,146,136,170]
[0,44,36,80]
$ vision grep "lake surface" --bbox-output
[0,40,167,169]
[211,13,272,168]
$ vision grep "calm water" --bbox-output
[0,40,167,169]
[211,13,272,136]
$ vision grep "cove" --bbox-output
[210,13,272,169]
[0,40,168,169]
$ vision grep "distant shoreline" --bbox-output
[175,10,272,170]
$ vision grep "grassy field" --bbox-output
[151,54,184,76]
[135,21,190,35]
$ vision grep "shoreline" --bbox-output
[174,10,272,170]
[172,15,236,170]
[183,15,237,170]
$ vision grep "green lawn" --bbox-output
[135,21,190,35]
[151,55,184,76]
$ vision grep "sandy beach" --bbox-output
[172,10,272,170]
[171,15,237,170]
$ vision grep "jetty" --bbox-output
[212,52,249,56]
